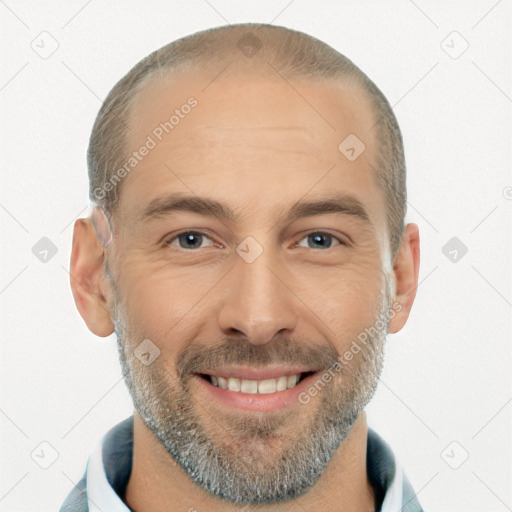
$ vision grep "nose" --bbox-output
[217,246,299,346]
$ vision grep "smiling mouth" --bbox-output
[198,371,315,394]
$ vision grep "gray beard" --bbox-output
[112,280,391,505]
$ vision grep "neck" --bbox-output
[125,411,376,512]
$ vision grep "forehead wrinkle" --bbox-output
[147,126,331,163]
[122,70,383,237]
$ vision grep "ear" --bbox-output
[387,223,420,334]
[69,217,115,337]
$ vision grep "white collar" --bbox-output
[87,438,131,512]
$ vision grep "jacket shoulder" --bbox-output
[59,468,88,512]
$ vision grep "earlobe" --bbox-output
[69,217,115,337]
[387,223,420,334]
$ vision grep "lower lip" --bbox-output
[195,373,318,412]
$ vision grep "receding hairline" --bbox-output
[125,59,377,157]
[119,61,384,238]
[113,22,366,132]
[127,23,365,84]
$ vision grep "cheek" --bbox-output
[117,255,212,354]
[115,234,386,350]
[302,261,386,347]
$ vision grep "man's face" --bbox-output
[107,69,394,504]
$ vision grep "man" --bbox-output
[62,22,422,512]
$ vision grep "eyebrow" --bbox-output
[137,192,371,226]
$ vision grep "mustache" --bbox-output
[176,336,340,381]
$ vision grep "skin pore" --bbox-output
[70,65,420,512]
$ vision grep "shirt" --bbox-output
[59,415,425,512]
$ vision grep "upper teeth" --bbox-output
[210,374,302,394]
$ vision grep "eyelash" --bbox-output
[164,230,347,251]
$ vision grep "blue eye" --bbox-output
[166,231,216,250]
[296,232,343,250]
[165,230,345,251]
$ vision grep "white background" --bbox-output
[1,1,511,511]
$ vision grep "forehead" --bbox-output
[129,67,376,153]
[119,67,385,237]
